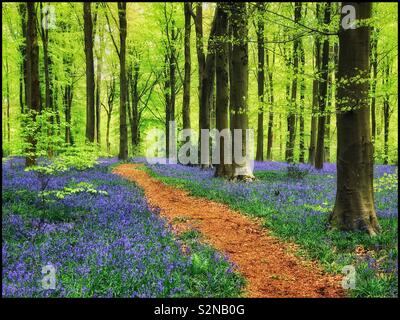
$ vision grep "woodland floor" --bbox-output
[113,163,345,298]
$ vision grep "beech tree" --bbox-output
[24,2,40,166]
[330,2,380,235]
[255,3,265,162]
[214,3,231,177]
[315,2,331,169]
[118,2,128,160]
[230,3,254,180]
[83,2,95,143]
[182,2,191,132]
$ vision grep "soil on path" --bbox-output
[113,163,345,298]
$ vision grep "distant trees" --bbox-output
[330,2,380,235]
[1,2,396,173]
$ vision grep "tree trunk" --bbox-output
[285,3,301,164]
[370,27,378,144]
[299,41,305,163]
[83,3,95,143]
[118,2,128,160]
[230,3,254,180]
[25,2,40,167]
[383,57,390,165]
[18,3,27,114]
[170,20,176,130]
[214,3,232,178]
[183,3,191,132]
[330,2,379,236]
[128,62,140,150]
[105,78,115,154]
[266,37,275,161]
[40,2,54,156]
[164,55,171,159]
[199,12,217,167]
[315,2,331,169]
[5,57,11,147]
[256,3,265,162]
[95,22,104,145]
[64,84,74,145]
[308,16,321,165]
[193,3,205,122]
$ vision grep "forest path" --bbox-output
[113,163,345,298]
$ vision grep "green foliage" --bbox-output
[374,169,398,193]
[40,182,108,201]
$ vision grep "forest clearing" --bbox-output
[2,2,398,300]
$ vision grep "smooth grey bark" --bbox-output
[230,3,254,180]
[214,3,232,178]
[330,2,379,235]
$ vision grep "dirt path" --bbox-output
[113,164,345,298]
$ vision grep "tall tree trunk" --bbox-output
[299,41,305,163]
[40,2,52,113]
[230,3,254,180]
[170,20,176,132]
[118,2,128,160]
[5,57,11,147]
[164,55,172,159]
[183,2,191,132]
[315,2,331,169]
[128,62,140,150]
[266,37,275,161]
[40,2,54,156]
[324,44,335,163]
[193,3,205,124]
[18,3,27,114]
[330,2,379,235]
[104,78,115,154]
[370,27,379,144]
[95,22,104,145]
[199,12,217,167]
[383,57,390,165]
[308,5,321,165]
[256,3,265,162]
[64,84,74,145]
[214,3,231,177]
[285,3,301,164]
[83,3,95,143]
[25,2,40,167]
